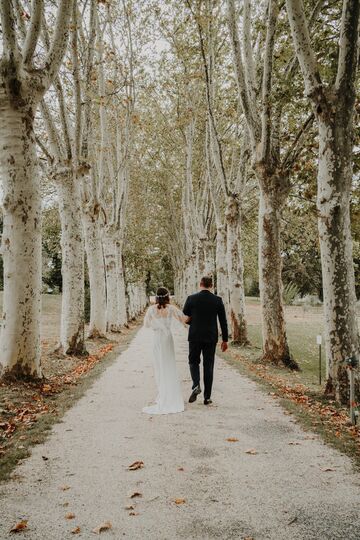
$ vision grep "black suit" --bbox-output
[183,290,228,400]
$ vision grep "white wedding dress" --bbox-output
[143,304,185,415]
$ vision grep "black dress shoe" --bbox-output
[189,385,201,403]
[204,399,212,405]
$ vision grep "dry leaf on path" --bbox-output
[92,521,112,534]
[226,437,239,443]
[322,467,335,472]
[60,485,71,491]
[174,498,186,505]
[65,513,75,519]
[288,442,301,446]
[129,512,139,516]
[178,467,184,471]
[245,449,258,455]
[71,527,81,534]
[10,520,28,533]
[128,461,144,471]
[125,505,135,510]
[130,492,142,499]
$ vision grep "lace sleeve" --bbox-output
[144,305,154,328]
[170,305,187,328]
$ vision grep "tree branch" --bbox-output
[335,0,360,100]
[282,112,314,169]
[259,0,278,164]
[43,0,73,88]
[226,0,260,147]
[286,0,323,100]
[0,0,20,60]
[242,0,257,102]
[22,0,43,66]
[71,0,81,168]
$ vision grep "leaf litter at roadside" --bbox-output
[228,349,360,460]
[0,342,116,466]
[92,521,112,534]
[9,520,28,534]
[128,460,144,471]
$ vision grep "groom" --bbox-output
[183,276,228,405]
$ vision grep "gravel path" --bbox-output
[1,325,360,540]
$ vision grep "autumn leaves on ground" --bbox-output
[1,322,360,539]
[1,295,359,494]
[0,295,139,483]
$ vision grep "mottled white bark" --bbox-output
[0,0,74,379]
[257,181,294,365]
[226,196,248,344]
[103,230,122,333]
[0,104,42,378]
[82,207,107,338]
[116,242,128,327]
[215,225,229,310]
[56,169,85,355]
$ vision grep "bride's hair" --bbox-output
[156,287,170,309]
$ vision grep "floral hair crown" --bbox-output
[156,294,169,298]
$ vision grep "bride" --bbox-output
[143,287,188,415]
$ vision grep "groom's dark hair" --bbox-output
[200,276,213,289]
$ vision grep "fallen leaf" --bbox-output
[92,521,112,534]
[178,467,184,471]
[62,502,69,507]
[71,526,81,534]
[322,467,335,472]
[42,455,49,461]
[128,512,139,516]
[65,513,76,520]
[60,485,71,491]
[174,498,186,505]
[288,516,298,525]
[10,520,28,533]
[125,505,135,510]
[245,449,258,455]
[130,492,142,499]
[288,442,301,446]
[226,437,239,443]
[128,461,144,471]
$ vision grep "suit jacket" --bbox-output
[183,290,228,343]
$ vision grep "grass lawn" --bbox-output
[243,298,360,390]
[0,292,61,343]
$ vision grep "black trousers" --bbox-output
[188,341,217,400]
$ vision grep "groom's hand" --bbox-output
[221,341,228,352]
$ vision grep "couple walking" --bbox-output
[143,276,228,415]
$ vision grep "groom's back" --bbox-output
[183,290,224,343]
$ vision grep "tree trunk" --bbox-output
[116,242,128,326]
[257,178,298,369]
[215,225,228,309]
[204,240,215,278]
[82,209,107,338]
[318,117,360,403]
[103,230,122,332]
[226,196,248,345]
[57,171,86,355]
[0,104,42,379]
